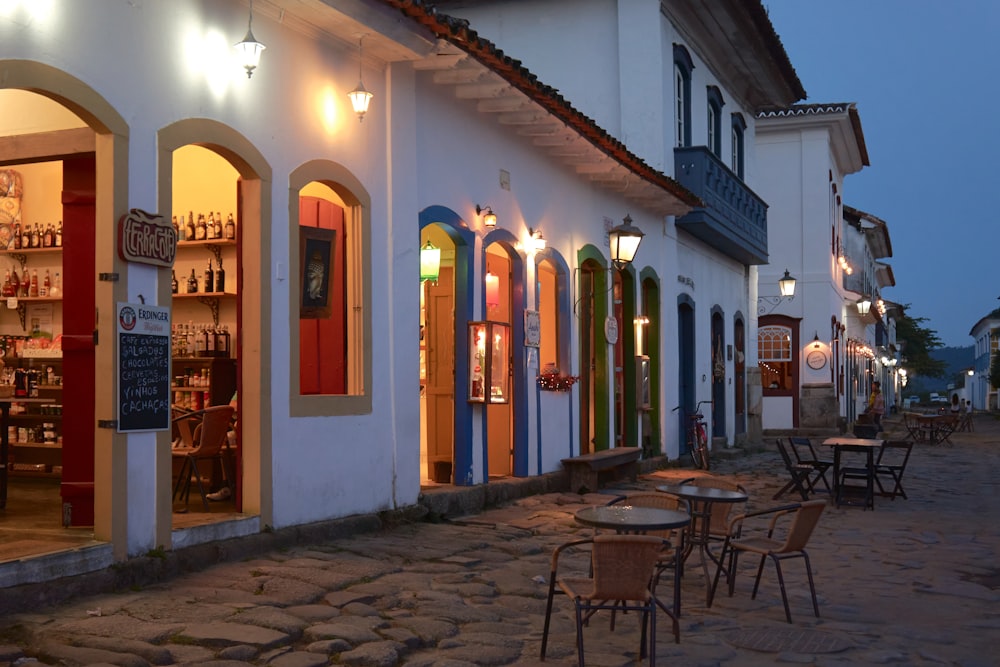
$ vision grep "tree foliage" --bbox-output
[896,309,947,378]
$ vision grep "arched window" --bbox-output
[759,325,793,392]
[673,44,694,148]
[707,86,724,157]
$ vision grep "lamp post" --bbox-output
[756,269,796,316]
[608,215,644,270]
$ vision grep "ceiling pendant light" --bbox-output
[235,0,266,79]
[348,36,374,122]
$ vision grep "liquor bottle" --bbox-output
[215,257,225,293]
[55,221,63,247]
[12,223,20,249]
[40,269,50,297]
[30,223,39,248]
[20,224,29,249]
[204,260,214,294]
[2,270,12,298]
[185,212,196,242]
[19,268,28,297]
[171,270,178,294]
[225,213,236,240]
[187,268,198,293]
[29,269,38,297]
[206,212,216,240]
[10,268,19,297]
[172,215,180,240]
[215,212,223,239]
[195,214,207,241]
[42,224,53,248]
[50,272,62,298]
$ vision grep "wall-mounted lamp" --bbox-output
[968,368,975,376]
[476,205,497,228]
[485,271,500,309]
[347,36,373,122]
[856,295,872,316]
[609,214,644,269]
[527,227,546,253]
[235,0,266,79]
[812,332,821,348]
[757,269,796,315]
[419,241,440,282]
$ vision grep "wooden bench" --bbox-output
[561,447,642,493]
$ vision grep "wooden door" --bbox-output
[425,267,454,480]
[486,252,512,477]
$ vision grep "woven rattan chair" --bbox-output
[171,405,236,511]
[605,492,689,639]
[710,499,826,623]
[541,534,664,666]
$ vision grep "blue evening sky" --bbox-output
[763,1,999,347]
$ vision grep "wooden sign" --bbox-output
[118,208,177,267]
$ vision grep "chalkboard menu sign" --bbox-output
[117,302,171,432]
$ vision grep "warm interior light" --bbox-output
[419,241,440,282]
[234,0,265,79]
[348,36,373,121]
[778,269,796,297]
[609,214,644,269]
[485,272,500,308]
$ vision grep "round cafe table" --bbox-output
[655,483,748,605]
[574,504,690,534]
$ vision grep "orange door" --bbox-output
[425,267,455,481]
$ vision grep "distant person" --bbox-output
[868,381,885,431]
[950,394,961,414]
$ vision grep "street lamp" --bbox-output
[757,269,797,315]
[608,214,644,270]
[856,295,872,316]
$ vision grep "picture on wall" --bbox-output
[299,226,336,319]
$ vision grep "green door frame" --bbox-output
[578,246,609,451]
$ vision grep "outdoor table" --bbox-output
[574,504,690,534]
[655,483,748,605]
[916,414,957,446]
[821,437,883,509]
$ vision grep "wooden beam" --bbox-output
[0,128,95,165]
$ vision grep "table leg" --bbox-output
[833,446,842,508]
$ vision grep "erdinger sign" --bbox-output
[117,208,177,267]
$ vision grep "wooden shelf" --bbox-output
[11,441,61,449]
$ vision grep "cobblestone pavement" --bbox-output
[1,416,999,666]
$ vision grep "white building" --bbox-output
[969,311,1000,410]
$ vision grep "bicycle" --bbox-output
[673,401,712,470]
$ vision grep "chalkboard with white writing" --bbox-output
[117,303,171,432]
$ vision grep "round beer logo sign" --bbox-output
[119,306,137,331]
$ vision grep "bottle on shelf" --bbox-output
[2,270,12,298]
[20,225,29,249]
[206,212,216,240]
[186,268,198,294]
[40,269,50,298]
[171,270,178,294]
[172,215,181,241]
[195,214,207,241]
[55,221,63,248]
[12,223,21,249]
[215,257,225,293]
[215,212,223,239]
[50,272,62,298]
[185,211,196,241]
[29,223,39,249]
[10,268,20,296]
[204,260,214,294]
[19,268,28,297]
[28,269,38,297]
[225,213,236,240]
[42,224,53,248]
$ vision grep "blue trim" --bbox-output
[533,248,573,472]
[420,206,476,486]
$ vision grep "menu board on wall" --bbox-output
[117,302,171,432]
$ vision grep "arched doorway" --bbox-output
[734,315,746,437]
[640,271,661,457]
[613,267,637,447]
[577,247,610,454]
[676,295,696,455]
[711,308,726,441]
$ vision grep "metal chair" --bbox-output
[788,437,832,493]
[541,534,664,666]
[874,439,914,500]
[772,438,817,500]
[710,499,826,623]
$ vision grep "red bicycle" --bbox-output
[674,401,712,470]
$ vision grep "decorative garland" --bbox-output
[537,373,579,392]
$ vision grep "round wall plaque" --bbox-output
[604,316,619,344]
[806,350,827,370]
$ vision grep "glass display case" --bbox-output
[468,321,510,404]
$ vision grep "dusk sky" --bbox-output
[764,1,999,348]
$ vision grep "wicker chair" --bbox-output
[710,499,827,623]
[605,492,689,639]
[541,534,664,666]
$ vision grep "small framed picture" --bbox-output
[299,226,336,319]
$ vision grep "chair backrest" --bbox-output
[774,438,797,470]
[590,534,662,601]
[681,476,747,535]
[778,499,826,553]
[190,405,236,456]
[788,437,817,463]
[877,439,914,467]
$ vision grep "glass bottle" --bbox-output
[171,270,178,294]
[10,268,19,297]
[29,223,39,248]
[12,223,20,249]
[225,213,236,240]
[206,212,216,240]
[204,260,214,294]
[185,212,196,242]
[42,224,53,248]
[50,272,62,298]
[195,214,207,241]
[20,224,29,249]
[19,268,28,297]
[215,212,223,239]
[40,269,50,297]
[187,268,198,293]
[2,270,12,298]
[215,257,225,293]
[55,221,63,247]
[28,269,38,297]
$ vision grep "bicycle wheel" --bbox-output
[693,427,710,470]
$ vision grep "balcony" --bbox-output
[673,146,768,265]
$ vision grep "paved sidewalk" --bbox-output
[1,417,999,665]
